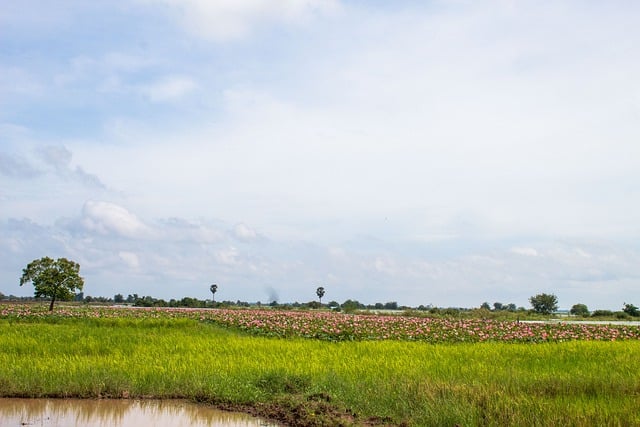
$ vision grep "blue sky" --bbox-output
[1,1,639,309]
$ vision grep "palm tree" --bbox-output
[316,286,325,305]
[210,284,218,304]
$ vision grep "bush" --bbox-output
[570,304,590,317]
[591,310,613,318]
[622,303,639,317]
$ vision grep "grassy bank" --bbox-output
[1,316,639,426]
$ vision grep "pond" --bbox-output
[0,398,280,426]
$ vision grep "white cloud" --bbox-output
[81,201,154,239]
[215,247,239,266]
[511,247,538,257]
[234,223,258,241]
[118,251,140,269]
[141,0,341,41]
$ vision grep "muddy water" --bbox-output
[0,398,279,427]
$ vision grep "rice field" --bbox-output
[1,304,639,426]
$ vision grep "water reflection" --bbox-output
[0,398,279,427]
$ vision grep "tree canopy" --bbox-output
[570,303,590,317]
[529,293,558,315]
[622,302,639,317]
[20,257,84,311]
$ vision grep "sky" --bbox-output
[1,0,639,310]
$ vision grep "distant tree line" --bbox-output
[6,257,640,319]
[2,290,639,319]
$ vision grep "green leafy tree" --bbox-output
[341,299,363,313]
[19,257,84,311]
[316,286,325,304]
[570,303,590,317]
[529,293,558,315]
[622,302,639,317]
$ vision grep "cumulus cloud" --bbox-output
[81,201,154,239]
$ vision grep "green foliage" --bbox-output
[570,303,590,317]
[256,372,311,395]
[529,293,558,315]
[315,286,325,304]
[591,309,613,318]
[615,311,631,320]
[340,299,363,313]
[19,257,84,311]
[622,303,639,317]
[306,301,321,309]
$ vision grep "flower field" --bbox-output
[2,304,639,343]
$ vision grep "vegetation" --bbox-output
[316,287,325,304]
[623,302,639,317]
[210,284,218,303]
[19,257,84,311]
[0,305,639,426]
[570,303,590,317]
[529,293,558,315]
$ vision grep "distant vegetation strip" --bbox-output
[2,304,639,343]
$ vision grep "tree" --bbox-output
[341,299,363,313]
[210,284,218,303]
[480,302,491,310]
[383,301,398,310]
[114,293,125,303]
[19,257,84,311]
[316,286,325,304]
[529,293,558,315]
[622,302,639,317]
[570,303,589,317]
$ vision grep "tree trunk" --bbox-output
[49,283,58,311]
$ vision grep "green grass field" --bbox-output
[1,315,639,426]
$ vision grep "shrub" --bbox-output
[591,310,613,318]
[622,303,639,317]
[570,304,590,317]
